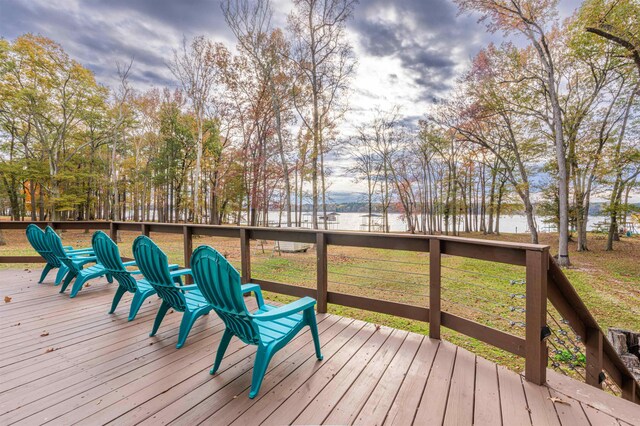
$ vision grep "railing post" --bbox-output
[240,229,251,284]
[316,232,328,313]
[109,221,117,242]
[525,249,548,385]
[585,327,603,388]
[429,238,441,340]
[621,375,637,403]
[141,223,150,237]
[183,225,193,284]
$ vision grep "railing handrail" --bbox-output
[112,221,551,250]
[0,219,637,404]
[547,256,640,402]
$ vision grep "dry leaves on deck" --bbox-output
[4,296,11,303]
[548,397,570,405]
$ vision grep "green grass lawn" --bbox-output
[2,227,638,380]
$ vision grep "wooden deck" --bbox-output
[1,269,638,426]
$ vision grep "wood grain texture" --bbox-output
[0,269,631,426]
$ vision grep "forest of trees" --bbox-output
[0,0,639,265]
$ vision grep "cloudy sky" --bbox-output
[0,0,583,201]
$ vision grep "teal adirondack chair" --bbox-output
[26,224,93,285]
[190,245,322,399]
[92,231,164,321]
[46,227,112,298]
[132,235,212,348]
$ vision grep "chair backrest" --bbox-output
[92,231,137,292]
[191,245,260,345]
[26,224,61,267]
[45,226,77,271]
[132,236,187,311]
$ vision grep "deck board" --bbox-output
[0,268,636,425]
[473,356,502,426]
[261,322,379,425]
[353,332,423,425]
[324,329,408,425]
[548,388,591,426]
[521,376,561,426]
[414,341,458,425]
[384,336,439,426]
[443,347,476,426]
[293,328,406,425]
[497,365,532,425]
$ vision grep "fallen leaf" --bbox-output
[45,348,56,353]
[13,322,20,326]
[548,397,570,405]
[84,283,91,287]
[4,296,11,303]
[41,331,49,337]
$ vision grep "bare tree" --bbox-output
[346,126,381,231]
[168,36,218,222]
[287,0,357,229]
[222,0,295,226]
[110,60,133,225]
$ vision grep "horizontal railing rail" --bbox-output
[0,220,637,404]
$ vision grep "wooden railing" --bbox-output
[1,220,638,404]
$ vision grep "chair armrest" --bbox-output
[68,250,94,257]
[66,247,93,254]
[122,260,137,267]
[241,283,265,308]
[63,245,73,250]
[168,264,180,270]
[74,256,97,266]
[252,297,316,321]
[170,268,192,277]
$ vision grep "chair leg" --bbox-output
[109,286,128,314]
[54,265,69,286]
[38,264,54,283]
[210,329,233,375]
[106,272,114,283]
[249,345,274,399]
[128,290,153,321]
[70,269,107,298]
[60,271,77,294]
[304,308,323,360]
[150,301,171,337]
[69,274,87,298]
[177,308,206,349]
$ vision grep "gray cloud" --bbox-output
[0,0,583,100]
[0,0,234,89]
[349,0,491,101]
[0,0,484,96]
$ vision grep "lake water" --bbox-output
[266,212,610,234]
